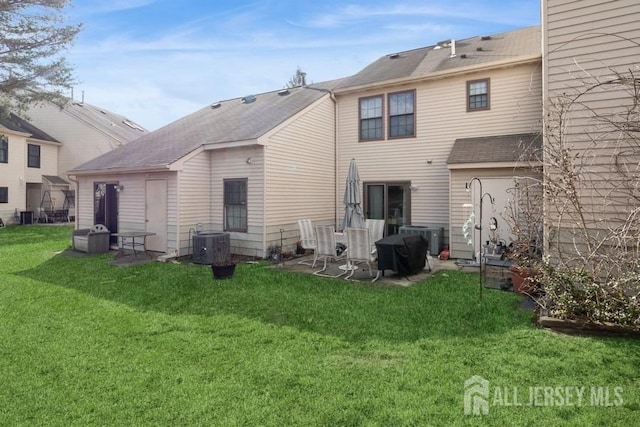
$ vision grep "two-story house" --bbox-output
[0,113,61,225]
[334,26,542,259]
[0,100,147,225]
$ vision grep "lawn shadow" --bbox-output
[16,251,535,344]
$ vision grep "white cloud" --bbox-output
[67,0,540,130]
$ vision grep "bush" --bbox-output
[539,263,640,327]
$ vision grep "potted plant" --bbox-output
[210,245,235,280]
[211,261,235,279]
[507,239,542,294]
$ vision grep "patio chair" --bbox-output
[72,224,111,254]
[313,225,347,278]
[365,219,385,252]
[297,219,318,267]
[345,227,380,281]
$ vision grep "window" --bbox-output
[388,90,415,138]
[0,187,7,203]
[359,95,383,141]
[467,79,490,111]
[224,179,247,232]
[27,144,40,168]
[0,135,7,163]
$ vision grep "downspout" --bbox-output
[306,86,339,227]
[329,90,338,228]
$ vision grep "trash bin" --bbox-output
[20,211,34,225]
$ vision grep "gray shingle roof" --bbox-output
[0,111,59,143]
[71,81,343,172]
[447,133,542,164]
[336,26,541,90]
[60,101,147,143]
[42,175,69,185]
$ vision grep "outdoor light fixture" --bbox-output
[115,185,124,193]
[246,157,252,164]
[465,177,495,301]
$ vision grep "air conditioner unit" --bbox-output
[192,232,230,264]
[398,225,444,256]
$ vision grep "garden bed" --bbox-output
[537,311,640,338]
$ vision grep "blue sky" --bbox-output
[66,1,540,130]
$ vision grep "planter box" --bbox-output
[211,264,236,280]
[538,313,640,338]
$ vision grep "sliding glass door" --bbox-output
[364,182,411,236]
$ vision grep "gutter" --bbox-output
[69,164,172,176]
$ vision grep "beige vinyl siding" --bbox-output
[336,63,542,243]
[543,0,640,250]
[177,151,212,256]
[449,168,541,259]
[76,172,178,251]
[210,145,265,257]
[26,102,126,176]
[264,95,336,255]
[0,133,28,222]
[25,142,58,183]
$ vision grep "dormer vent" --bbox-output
[481,35,492,41]
[241,95,256,104]
[278,89,290,96]
[389,53,401,59]
[210,102,221,109]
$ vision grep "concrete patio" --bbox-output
[272,253,465,287]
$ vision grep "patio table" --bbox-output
[112,231,156,258]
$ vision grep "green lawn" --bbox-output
[1,225,638,425]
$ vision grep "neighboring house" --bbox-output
[0,100,147,226]
[0,113,61,225]
[333,26,543,259]
[68,83,340,256]
[24,100,147,219]
[542,0,640,256]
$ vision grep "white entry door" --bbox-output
[145,179,167,252]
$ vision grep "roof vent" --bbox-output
[210,102,221,109]
[389,53,401,59]
[278,89,290,96]
[476,47,483,52]
[433,45,442,50]
[460,54,467,59]
[241,95,256,104]
[123,119,145,132]
[481,35,492,41]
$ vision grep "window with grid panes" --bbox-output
[224,179,247,232]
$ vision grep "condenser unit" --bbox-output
[192,232,230,265]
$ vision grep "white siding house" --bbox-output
[69,84,340,258]
[334,26,542,258]
[0,114,61,225]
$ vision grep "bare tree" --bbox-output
[0,0,82,113]
[286,67,307,88]
[511,67,640,326]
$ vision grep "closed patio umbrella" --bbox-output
[341,158,367,231]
